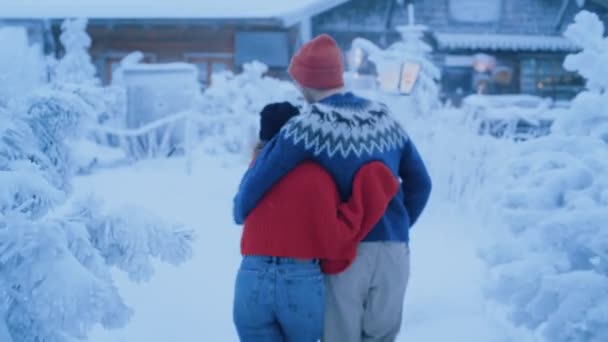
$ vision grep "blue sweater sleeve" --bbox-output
[398,139,432,227]
[233,132,309,225]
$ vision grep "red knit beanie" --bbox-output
[288,34,344,89]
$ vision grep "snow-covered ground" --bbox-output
[400,206,509,342]
[78,154,513,341]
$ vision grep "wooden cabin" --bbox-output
[0,0,348,86]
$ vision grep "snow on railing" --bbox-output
[462,94,557,140]
[88,110,230,174]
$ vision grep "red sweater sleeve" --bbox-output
[321,162,399,274]
[337,162,399,240]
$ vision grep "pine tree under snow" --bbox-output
[481,11,608,342]
[50,18,128,169]
[0,20,193,342]
[198,61,300,155]
[53,18,98,85]
[51,17,122,132]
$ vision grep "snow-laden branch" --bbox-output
[351,37,384,59]
[0,18,195,340]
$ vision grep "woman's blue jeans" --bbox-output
[233,256,325,342]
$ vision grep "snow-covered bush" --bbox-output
[30,81,127,173]
[379,92,512,208]
[481,11,608,342]
[198,61,300,155]
[0,80,193,341]
[462,94,555,140]
[0,26,46,105]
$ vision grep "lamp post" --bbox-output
[347,0,441,114]
[408,2,415,25]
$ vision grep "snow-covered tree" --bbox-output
[53,18,98,85]
[481,11,608,342]
[52,18,124,135]
[0,86,193,341]
[198,61,300,155]
[50,18,128,169]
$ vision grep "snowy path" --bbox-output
[80,157,507,341]
[398,206,508,341]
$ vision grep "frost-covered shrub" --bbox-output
[0,84,193,341]
[0,26,46,105]
[198,61,300,155]
[462,94,555,140]
[377,90,512,208]
[481,11,608,342]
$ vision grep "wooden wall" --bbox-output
[50,20,301,85]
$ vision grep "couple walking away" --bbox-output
[232,34,432,342]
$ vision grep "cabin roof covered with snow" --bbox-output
[0,0,349,27]
[434,33,580,52]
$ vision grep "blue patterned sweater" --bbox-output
[233,92,432,242]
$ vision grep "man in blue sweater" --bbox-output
[233,34,432,342]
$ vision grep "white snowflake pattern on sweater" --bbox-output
[281,101,408,158]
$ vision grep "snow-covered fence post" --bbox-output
[183,110,195,175]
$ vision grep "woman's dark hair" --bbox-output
[259,102,300,142]
[253,102,300,160]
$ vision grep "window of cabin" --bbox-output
[520,56,584,100]
[234,31,290,68]
[99,52,157,84]
[449,0,502,23]
[184,53,233,87]
[442,67,473,94]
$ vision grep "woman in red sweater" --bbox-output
[233,102,399,342]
